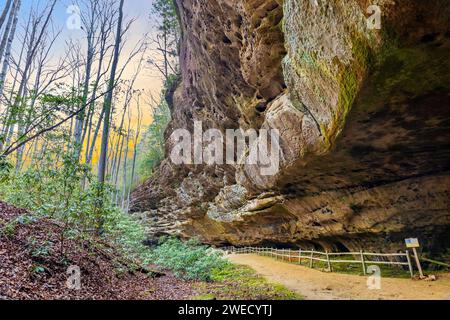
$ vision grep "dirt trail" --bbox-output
[228,254,450,300]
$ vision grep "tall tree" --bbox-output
[148,0,180,81]
[97,0,125,185]
[0,0,18,63]
[0,0,21,98]
[73,0,100,160]
[124,93,142,212]
[0,0,13,30]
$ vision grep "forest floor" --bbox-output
[0,201,196,300]
[228,254,450,300]
[0,201,298,300]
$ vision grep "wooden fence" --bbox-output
[222,246,415,278]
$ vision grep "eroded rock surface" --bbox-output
[131,0,450,253]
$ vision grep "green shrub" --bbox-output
[0,149,150,263]
[103,208,152,264]
[194,264,302,300]
[151,237,230,281]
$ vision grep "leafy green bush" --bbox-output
[151,237,230,281]
[1,152,100,230]
[0,147,150,262]
[103,208,152,263]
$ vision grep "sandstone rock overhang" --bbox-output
[131,0,450,253]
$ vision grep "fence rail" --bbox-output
[222,246,415,278]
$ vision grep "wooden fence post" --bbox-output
[326,250,332,272]
[360,250,366,275]
[288,249,291,262]
[412,247,424,278]
[299,248,302,265]
[406,250,414,278]
[310,251,314,268]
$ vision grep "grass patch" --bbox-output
[193,264,302,300]
[274,254,449,279]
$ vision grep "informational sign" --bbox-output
[405,238,420,248]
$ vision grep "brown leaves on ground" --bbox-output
[0,201,197,300]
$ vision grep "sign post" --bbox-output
[405,238,424,278]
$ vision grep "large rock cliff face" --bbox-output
[131,0,450,253]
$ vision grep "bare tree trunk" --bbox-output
[87,107,105,165]
[0,0,16,66]
[0,0,13,30]
[73,1,98,160]
[110,103,127,184]
[16,55,43,171]
[6,0,57,161]
[84,4,115,165]
[126,98,142,212]
[0,0,20,98]
[113,126,125,187]
[98,0,124,185]
[0,0,22,151]
[121,107,132,208]
[85,57,108,166]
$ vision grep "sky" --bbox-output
[13,0,164,127]
[0,0,167,165]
